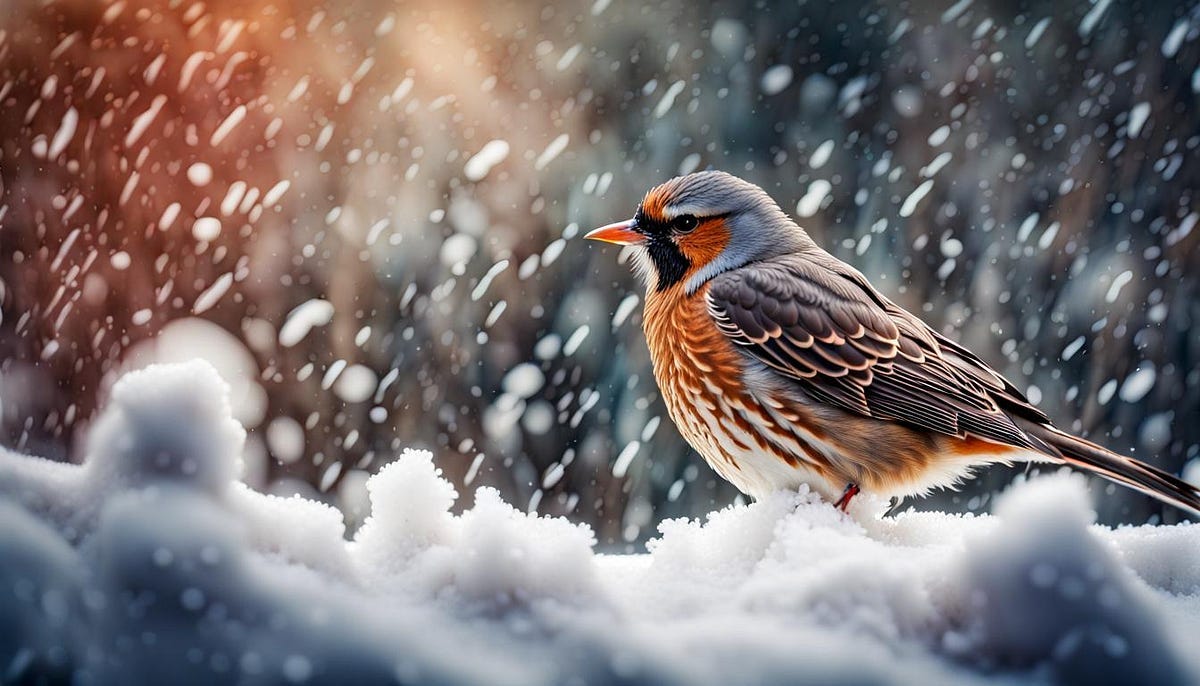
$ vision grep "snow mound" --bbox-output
[353,451,599,609]
[2,361,1198,685]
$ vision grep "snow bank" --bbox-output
[2,361,1198,685]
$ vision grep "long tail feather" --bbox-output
[1021,423,1200,517]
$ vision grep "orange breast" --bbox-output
[642,282,824,480]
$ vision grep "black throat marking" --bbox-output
[635,206,690,292]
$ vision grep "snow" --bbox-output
[611,440,641,478]
[261,179,291,208]
[611,293,640,330]
[1166,212,1198,247]
[653,80,687,118]
[891,86,923,118]
[210,104,247,146]
[192,216,222,241]
[1162,19,1189,58]
[187,163,216,187]
[900,179,936,218]
[554,44,583,72]
[471,260,510,301]
[192,272,234,314]
[47,107,77,159]
[220,181,247,215]
[501,362,545,398]
[484,301,507,327]
[1120,365,1157,404]
[266,416,306,464]
[940,0,973,24]
[1127,102,1151,138]
[809,139,835,169]
[279,298,335,347]
[562,324,590,356]
[928,125,951,147]
[920,151,953,178]
[710,18,749,56]
[439,232,478,271]
[3,361,1198,684]
[124,94,167,147]
[796,179,831,217]
[1105,269,1134,303]
[463,139,510,181]
[522,401,556,435]
[541,237,567,266]
[941,237,964,258]
[158,202,182,230]
[678,152,702,175]
[1018,212,1040,242]
[1062,335,1087,361]
[534,133,569,171]
[1025,17,1052,49]
[1079,0,1113,38]
[334,364,378,404]
[321,359,347,390]
[760,65,794,95]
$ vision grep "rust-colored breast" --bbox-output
[643,282,807,479]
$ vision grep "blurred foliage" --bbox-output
[1,0,1198,544]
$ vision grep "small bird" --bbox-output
[587,171,1200,516]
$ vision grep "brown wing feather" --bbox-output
[707,255,1051,452]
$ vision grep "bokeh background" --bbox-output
[2,0,1198,546]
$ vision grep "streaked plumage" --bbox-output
[587,170,1200,515]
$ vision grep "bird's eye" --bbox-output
[673,214,699,234]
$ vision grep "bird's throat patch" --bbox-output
[647,237,689,291]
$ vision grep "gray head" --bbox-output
[585,171,810,292]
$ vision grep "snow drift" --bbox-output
[2,361,1198,685]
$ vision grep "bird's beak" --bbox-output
[584,219,644,246]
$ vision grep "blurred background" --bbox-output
[1,0,1198,546]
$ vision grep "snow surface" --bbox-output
[2,361,1199,685]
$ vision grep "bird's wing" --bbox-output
[705,255,1050,450]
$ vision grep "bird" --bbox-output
[585,170,1200,516]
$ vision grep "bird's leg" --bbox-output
[834,482,860,512]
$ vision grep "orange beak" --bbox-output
[584,219,644,246]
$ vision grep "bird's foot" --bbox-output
[834,482,860,512]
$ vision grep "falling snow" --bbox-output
[463,140,511,181]
[2,1,1199,682]
[278,299,335,347]
[760,64,794,95]
[192,273,234,315]
[191,216,222,242]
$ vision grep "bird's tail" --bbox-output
[1021,422,1200,517]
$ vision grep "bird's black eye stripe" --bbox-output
[633,207,729,238]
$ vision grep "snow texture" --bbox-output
[2,361,1199,685]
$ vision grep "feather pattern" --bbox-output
[706,253,1051,452]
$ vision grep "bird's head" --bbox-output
[586,171,810,293]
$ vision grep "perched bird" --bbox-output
[586,171,1200,516]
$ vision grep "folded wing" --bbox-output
[706,255,1052,452]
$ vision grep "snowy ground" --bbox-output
[2,362,1198,685]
